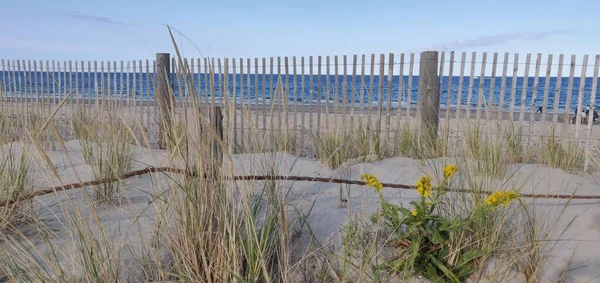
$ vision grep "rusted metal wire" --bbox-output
[1,166,598,207]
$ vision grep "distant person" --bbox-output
[536,106,543,114]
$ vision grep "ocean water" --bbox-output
[1,71,599,114]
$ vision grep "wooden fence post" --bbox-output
[156,53,173,149]
[418,51,440,140]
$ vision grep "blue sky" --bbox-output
[1,0,599,65]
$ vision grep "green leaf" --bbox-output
[408,236,421,270]
[425,264,443,283]
[426,254,460,283]
[456,249,486,268]
[389,257,406,272]
[455,265,478,280]
[371,264,382,283]
[430,228,444,245]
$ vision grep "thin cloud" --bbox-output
[423,30,571,51]
[68,12,127,25]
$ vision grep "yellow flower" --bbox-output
[361,173,383,193]
[411,209,418,216]
[485,190,520,207]
[415,175,432,197]
[443,164,458,179]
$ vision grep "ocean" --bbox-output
[1,71,598,114]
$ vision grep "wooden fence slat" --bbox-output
[456,52,466,123]
[552,55,564,127]
[217,58,223,107]
[563,55,576,132]
[342,55,348,127]
[254,58,259,132]
[145,60,150,134]
[541,55,553,123]
[377,53,384,139]
[9,60,15,117]
[574,55,588,140]
[247,58,252,145]
[6,60,13,106]
[68,61,73,117]
[174,59,179,106]
[519,54,531,124]
[486,53,498,121]
[74,61,80,107]
[350,54,358,126]
[309,56,314,129]
[444,52,454,126]
[293,57,298,134]
[276,56,281,132]
[476,52,486,122]
[33,61,39,113]
[509,54,520,120]
[56,60,61,111]
[270,57,276,133]
[584,55,599,171]
[262,58,267,133]
[438,52,445,122]
[368,53,375,130]
[284,56,290,133]
[331,56,337,130]
[397,53,405,127]
[231,58,237,150]
[130,60,135,115]
[17,60,23,117]
[204,58,209,107]
[28,60,34,116]
[386,53,394,140]
[0,60,5,114]
[360,54,366,116]
[301,57,306,133]
[407,53,415,122]
[239,58,245,148]
[120,60,125,108]
[106,61,110,108]
[466,52,476,120]
[0,60,5,99]
[497,53,509,120]
[529,53,542,125]
[138,60,143,122]
[113,61,118,108]
[317,56,322,131]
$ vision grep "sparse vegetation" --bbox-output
[0,37,594,283]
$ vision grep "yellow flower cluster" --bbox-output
[443,164,458,179]
[411,209,418,216]
[485,190,520,207]
[415,175,432,197]
[361,173,383,193]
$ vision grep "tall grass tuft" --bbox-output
[88,119,134,202]
[462,123,506,178]
[541,131,585,172]
[312,130,354,169]
[0,146,31,231]
[391,124,446,160]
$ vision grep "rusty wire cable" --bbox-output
[1,166,599,207]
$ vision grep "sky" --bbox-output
[1,0,600,76]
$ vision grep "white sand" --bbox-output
[1,140,599,282]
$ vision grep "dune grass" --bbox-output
[0,36,590,282]
[0,146,31,231]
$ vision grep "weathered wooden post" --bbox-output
[156,53,173,149]
[418,51,440,141]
